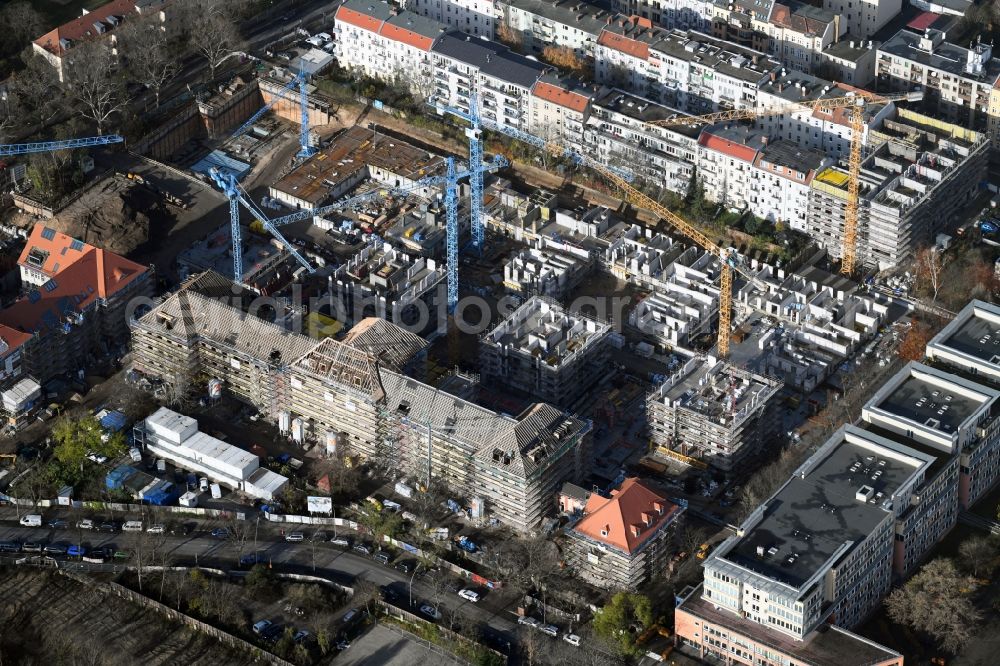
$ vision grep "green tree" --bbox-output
[316,628,331,656]
[52,416,125,468]
[592,592,655,655]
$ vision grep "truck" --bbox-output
[210,483,222,499]
[19,514,42,527]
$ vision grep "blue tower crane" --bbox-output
[209,155,508,285]
[230,71,315,158]
[431,97,634,182]
[0,134,123,157]
[444,157,459,311]
[430,94,489,252]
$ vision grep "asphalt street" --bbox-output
[0,512,520,640]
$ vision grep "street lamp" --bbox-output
[409,562,422,608]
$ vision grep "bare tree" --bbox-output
[225,514,252,564]
[7,53,65,128]
[0,2,44,59]
[958,536,999,578]
[886,558,982,654]
[915,246,944,304]
[118,16,179,110]
[64,41,128,135]
[181,1,241,82]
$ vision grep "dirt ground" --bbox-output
[0,567,258,666]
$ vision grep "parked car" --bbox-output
[67,545,87,557]
[379,585,399,602]
[285,532,304,542]
[458,589,480,603]
[77,519,94,530]
[353,543,371,555]
[518,616,540,628]
[211,528,229,538]
[252,619,273,635]
[261,624,283,642]
[373,550,391,565]
[48,519,68,529]
[419,604,441,620]
[330,537,351,547]
[97,522,118,533]
[0,542,20,553]
[394,560,415,574]
[146,524,165,534]
[540,624,558,637]
[21,542,43,553]
[341,609,360,625]
[563,633,581,646]
[293,630,310,643]
[43,544,67,555]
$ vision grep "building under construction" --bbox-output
[480,296,612,409]
[647,357,782,472]
[130,272,590,531]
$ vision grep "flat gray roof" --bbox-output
[875,373,985,434]
[432,31,546,89]
[943,305,1000,368]
[758,140,827,174]
[879,29,1000,83]
[722,428,925,588]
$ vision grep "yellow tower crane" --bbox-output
[649,90,922,275]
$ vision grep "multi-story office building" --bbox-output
[479,296,611,409]
[406,0,497,39]
[647,357,782,471]
[131,272,591,532]
[926,300,1000,507]
[566,477,685,589]
[877,29,1000,143]
[676,426,932,663]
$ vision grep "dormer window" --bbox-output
[600,524,609,537]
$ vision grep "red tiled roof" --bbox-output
[573,478,683,555]
[597,30,649,60]
[7,225,148,334]
[907,11,940,32]
[532,81,590,114]
[699,132,760,163]
[33,0,137,56]
[335,5,386,34]
[379,22,435,51]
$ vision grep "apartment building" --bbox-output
[479,296,611,409]
[594,22,781,113]
[647,357,782,471]
[749,140,831,225]
[132,272,591,532]
[566,477,685,589]
[500,0,616,60]
[820,0,900,39]
[431,30,548,131]
[527,74,594,144]
[406,0,497,38]
[3,225,153,383]
[926,300,1000,507]
[333,1,445,89]
[613,0,713,31]
[820,38,878,87]
[696,126,768,211]
[877,29,1000,143]
[33,0,170,82]
[584,87,701,191]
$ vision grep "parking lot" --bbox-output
[337,623,464,666]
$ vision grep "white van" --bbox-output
[122,520,143,532]
[19,514,42,527]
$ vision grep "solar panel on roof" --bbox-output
[41,228,56,240]
[27,290,41,304]
[43,280,58,292]
[70,239,85,251]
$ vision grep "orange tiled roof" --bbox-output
[532,81,590,114]
[8,225,148,334]
[699,132,761,163]
[335,4,386,34]
[33,0,137,56]
[379,22,435,51]
[574,478,682,554]
[597,30,649,61]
